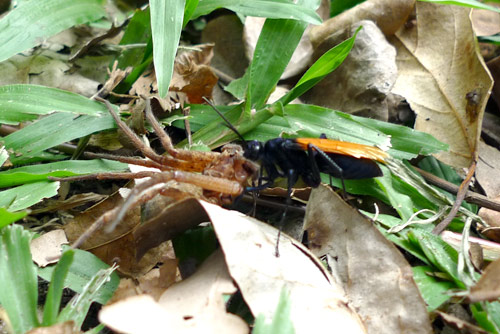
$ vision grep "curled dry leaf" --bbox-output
[391,2,493,168]
[476,140,500,199]
[201,201,366,334]
[30,229,68,267]
[471,6,500,37]
[303,20,397,120]
[304,185,432,334]
[309,0,415,48]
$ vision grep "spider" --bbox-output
[50,97,258,249]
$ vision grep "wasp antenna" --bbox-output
[202,97,247,147]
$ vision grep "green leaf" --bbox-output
[183,0,200,26]
[2,112,116,163]
[0,181,59,211]
[418,0,500,13]
[408,229,465,288]
[253,287,295,334]
[0,84,115,125]
[0,225,39,333]
[0,0,106,63]
[279,27,360,106]
[248,18,308,109]
[38,248,119,305]
[57,264,117,328]
[0,208,28,229]
[412,266,454,311]
[42,250,75,326]
[115,8,152,70]
[191,0,321,24]
[0,159,128,188]
[150,0,185,97]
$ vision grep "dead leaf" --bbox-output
[471,5,500,36]
[309,0,415,47]
[170,44,218,104]
[26,321,79,334]
[304,185,432,334]
[31,230,68,267]
[100,251,248,334]
[477,140,500,199]
[391,2,493,168]
[303,20,396,120]
[201,201,366,334]
[468,257,500,303]
[435,309,488,333]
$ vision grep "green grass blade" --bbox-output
[0,84,114,125]
[0,225,39,333]
[2,112,116,163]
[191,0,321,24]
[150,0,185,98]
[183,0,200,27]
[418,0,500,13]
[42,250,75,326]
[253,287,295,334]
[279,28,360,106]
[0,181,59,211]
[115,8,152,70]
[0,208,28,229]
[0,160,128,188]
[248,18,308,109]
[0,0,106,63]
[38,248,120,305]
[413,266,454,310]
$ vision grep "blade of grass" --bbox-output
[191,0,321,24]
[0,225,39,333]
[0,160,128,188]
[42,250,75,326]
[0,181,59,211]
[418,0,500,13]
[0,84,115,125]
[0,0,106,62]
[0,208,28,229]
[150,0,185,97]
[2,112,116,163]
[279,27,361,106]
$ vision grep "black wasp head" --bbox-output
[244,140,263,161]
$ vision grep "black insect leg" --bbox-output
[275,169,299,257]
[308,144,347,198]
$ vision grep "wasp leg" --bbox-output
[307,144,347,199]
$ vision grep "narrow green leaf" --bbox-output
[57,265,117,328]
[42,250,75,326]
[0,208,28,229]
[2,112,116,161]
[115,8,152,70]
[0,160,128,188]
[0,84,115,125]
[248,18,308,109]
[408,229,465,288]
[150,0,185,97]
[279,28,360,105]
[38,248,120,305]
[253,287,295,334]
[0,0,106,62]
[418,0,500,13]
[0,225,39,333]
[413,266,454,311]
[191,0,321,24]
[0,181,59,211]
[183,0,200,27]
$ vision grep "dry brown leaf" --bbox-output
[435,310,488,333]
[170,44,218,104]
[469,257,500,303]
[303,20,396,120]
[26,321,79,334]
[30,230,68,267]
[477,141,500,198]
[391,2,493,168]
[309,0,415,47]
[471,5,500,36]
[100,251,248,334]
[304,185,432,334]
[201,201,366,334]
